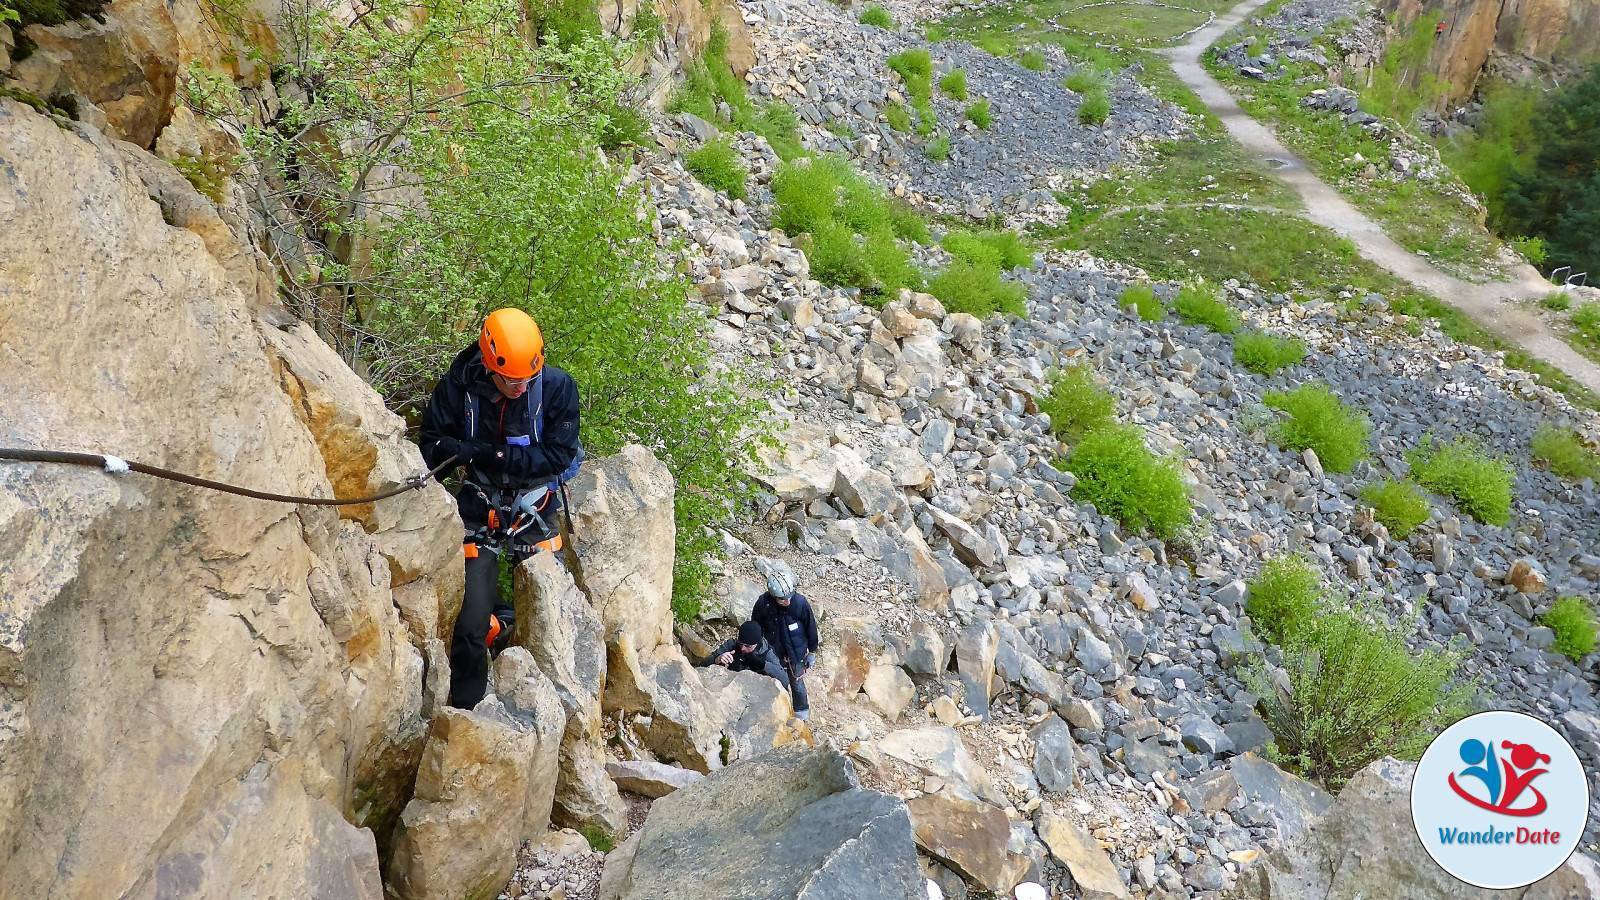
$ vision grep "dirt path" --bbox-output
[1161,0,1600,395]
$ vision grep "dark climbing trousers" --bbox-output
[449,549,508,709]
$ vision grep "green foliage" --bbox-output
[1248,601,1472,788]
[1171,279,1239,333]
[1497,66,1600,278]
[1063,68,1107,94]
[1360,479,1431,538]
[923,21,950,41]
[9,0,105,27]
[912,97,936,136]
[1511,235,1547,265]
[1263,383,1371,473]
[685,138,747,199]
[673,24,804,160]
[925,134,951,161]
[975,34,1009,56]
[889,48,934,93]
[885,101,913,133]
[1246,555,1322,645]
[940,68,969,100]
[170,154,230,204]
[889,202,932,244]
[0,0,18,23]
[1233,330,1306,374]
[578,824,616,853]
[964,98,993,129]
[942,228,1034,270]
[1118,282,1164,321]
[925,261,1027,318]
[1530,424,1600,480]
[858,3,892,28]
[1360,13,1444,123]
[1574,302,1600,348]
[1406,435,1515,525]
[1541,290,1573,311]
[1063,424,1192,539]
[1438,79,1541,223]
[1078,89,1111,125]
[772,156,925,299]
[1039,365,1116,441]
[1018,49,1047,71]
[1544,597,1598,661]
[597,104,651,151]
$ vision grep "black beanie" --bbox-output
[738,621,764,646]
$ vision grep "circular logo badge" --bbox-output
[1411,710,1590,889]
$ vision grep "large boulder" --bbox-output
[0,104,458,897]
[1036,810,1129,899]
[907,789,1029,893]
[598,744,925,899]
[512,553,626,833]
[878,726,1004,806]
[628,646,727,772]
[700,664,812,763]
[1228,753,1333,844]
[605,759,705,798]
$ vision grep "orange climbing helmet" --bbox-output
[478,308,545,380]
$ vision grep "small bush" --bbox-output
[943,229,1033,270]
[889,202,932,244]
[171,154,229,204]
[925,261,1026,318]
[1246,555,1322,645]
[684,138,747,199]
[1541,291,1572,311]
[1406,435,1515,525]
[861,226,924,296]
[1063,424,1192,539]
[1530,423,1600,480]
[806,220,872,287]
[1040,365,1116,441]
[1063,68,1106,94]
[1263,383,1371,473]
[858,3,892,28]
[1018,49,1047,71]
[1544,596,1598,661]
[1234,330,1307,374]
[1249,603,1472,788]
[1118,283,1164,321]
[598,104,651,151]
[1360,479,1430,538]
[1510,235,1547,265]
[579,824,616,853]
[940,68,968,100]
[1573,303,1600,346]
[1172,279,1240,334]
[925,134,951,161]
[1078,89,1111,125]
[912,96,937,136]
[885,101,913,133]
[888,48,933,98]
[964,98,993,130]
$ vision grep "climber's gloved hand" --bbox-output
[805,652,816,670]
[431,436,463,464]
[461,440,499,467]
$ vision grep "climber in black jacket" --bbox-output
[701,621,792,692]
[751,567,818,721]
[419,308,583,710]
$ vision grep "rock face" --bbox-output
[1383,0,1600,100]
[605,759,706,798]
[908,789,1029,893]
[0,101,459,898]
[598,744,925,900]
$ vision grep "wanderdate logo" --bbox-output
[1412,711,1589,889]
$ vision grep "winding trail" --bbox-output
[1160,0,1600,395]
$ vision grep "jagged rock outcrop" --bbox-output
[0,99,460,897]
[597,744,925,900]
[1383,0,1600,100]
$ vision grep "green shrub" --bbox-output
[912,96,937,136]
[861,226,924,296]
[1249,602,1472,788]
[672,26,804,161]
[1018,49,1047,71]
[597,104,651,151]
[923,22,949,41]
[942,229,1033,270]
[1360,479,1431,538]
[1544,596,1598,661]
[806,220,872,287]
[885,102,913,133]
[858,3,892,28]
[1541,290,1572,311]
[925,134,951,161]
[1078,89,1111,125]
[684,138,747,199]
[1063,68,1107,94]
[1172,279,1240,333]
[1574,303,1600,346]
[773,156,925,299]
[1246,555,1322,645]
[1118,283,1164,321]
[1406,435,1515,525]
[171,154,229,204]
[965,98,993,130]
[975,34,1009,56]
[1063,424,1192,539]
[1263,383,1371,473]
[940,68,968,100]
[889,202,932,244]
[925,261,1026,318]
[1233,330,1307,374]
[1511,235,1547,265]
[1039,365,1116,441]
[889,48,933,99]
[578,824,616,853]
[1530,423,1600,480]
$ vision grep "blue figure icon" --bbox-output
[1458,738,1502,806]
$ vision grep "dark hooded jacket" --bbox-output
[420,343,580,526]
[751,591,819,665]
[703,636,791,690]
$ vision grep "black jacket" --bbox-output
[704,637,791,689]
[420,344,581,525]
[751,592,818,665]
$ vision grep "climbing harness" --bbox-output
[461,481,564,560]
[0,447,457,506]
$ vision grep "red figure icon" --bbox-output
[1498,741,1551,815]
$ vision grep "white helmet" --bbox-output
[765,567,795,599]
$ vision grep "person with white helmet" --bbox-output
[751,565,818,721]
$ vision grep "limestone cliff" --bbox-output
[1382,0,1600,100]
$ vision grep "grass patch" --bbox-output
[1406,434,1514,525]
[925,134,951,161]
[1246,555,1321,645]
[1040,365,1116,441]
[964,98,993,130]
[1360,479,1430,538]
[1530,424,1600,480]
[943,229,1033,270]
[1263,383,1370,473]
[684,138,747,199]
[859,3,892,28]
[940,68,969,100]
[925,262,1027,318]
[1064,68,1108,94]
[1172,279,1240,334]
[888,48,933,90]
[885,102,912,133]
[1573,303,1600,348]
[1233,330,1306,374]
[1078,89,1111,125]
[671,24,805,161]
[1018,49,1047,70]
[1541,291,1573,311]
[1119,282,1164,321]
[578,824,616,853]
[772,156,925,300]
[1544,597,1598,661]
[1054,0,1213,44]
[1063,424,1192,539]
